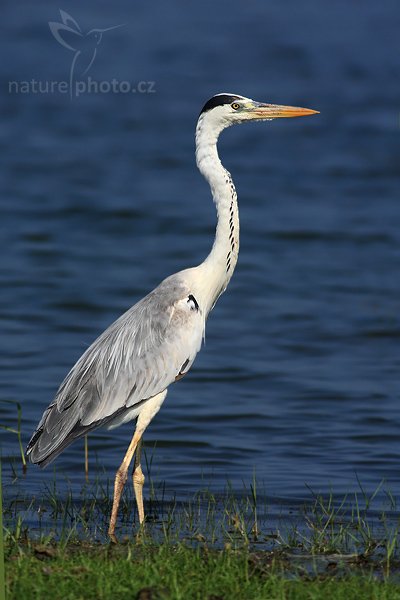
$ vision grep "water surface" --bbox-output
[1,1,400,513]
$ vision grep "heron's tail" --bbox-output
[26,408,96,468]
[26,402,99,468]
[26,394,124,468]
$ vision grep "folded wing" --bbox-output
[26,274,204,467]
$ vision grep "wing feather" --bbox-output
[26,274,204,465]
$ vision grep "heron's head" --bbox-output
[198,93,318,136]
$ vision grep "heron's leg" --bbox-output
[108,389,168,542]
[108,429,143,541]
[133,437,145,525]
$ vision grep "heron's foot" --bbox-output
[108,530,119,544]
[135,522,147,545]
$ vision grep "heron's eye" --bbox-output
[231,103,240,110]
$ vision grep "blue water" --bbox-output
[1,0,400,511]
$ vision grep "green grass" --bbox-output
[0,401,26,472]
[4,474,400,599]
[3,467,400,554]
[5,541,400,600]
[2,426,400,599]
[0,462,5,600]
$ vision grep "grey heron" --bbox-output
[26,93,318,540]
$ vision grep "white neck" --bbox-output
[194,114,240,314]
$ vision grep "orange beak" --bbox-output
[248,103,319,119]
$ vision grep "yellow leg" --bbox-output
[133,438,145,525]
[108,390,168,542]
[108,429,142,542]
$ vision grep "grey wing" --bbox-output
[26,275,204,467]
